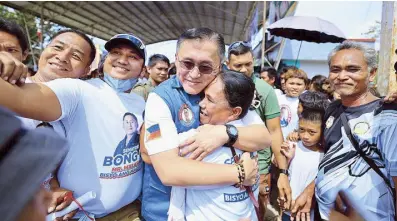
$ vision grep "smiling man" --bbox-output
[0,33,147,220]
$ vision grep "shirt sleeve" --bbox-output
[131,85,147,100]
[380,123,397,176]
[44,78,82,122]
[240,110,265,125]
[144,93,180,155]
[263,88,281,120]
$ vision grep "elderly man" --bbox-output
[226,41,287,218]
[289,41,397,221]
[0,33,147,221]
[315,41,397,220]
[132,53,170,100]
[141,28,269,221]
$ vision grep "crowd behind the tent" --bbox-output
[0,16,397,221]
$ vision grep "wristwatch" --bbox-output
[225,124,238,147]
[279,168,289,176]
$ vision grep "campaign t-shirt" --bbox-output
[45,78,145,217]
[176,118,261,221]
[316,100,397,220]
[19,77,67,190]
[284,141,323,221]
[277,94,299,139]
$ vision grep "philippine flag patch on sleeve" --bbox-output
[146,124,161,141]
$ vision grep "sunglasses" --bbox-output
[177,57,218,75]
[228,41,252,54]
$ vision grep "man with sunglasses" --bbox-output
[141,28,269,221]
[227,41,288,219]
[0,33,147,221]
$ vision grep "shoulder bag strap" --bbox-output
[340,113,396,209]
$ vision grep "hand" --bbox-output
[280,141,296,162]
[290,187,314,221]
[240,152,258,186]
[329,192,365,221]
[277,173,292,211]
[179,125,228,161]
[384,90,397,103]
[0,51,28,85]
[48,187,78,221]
[286,131,299,142]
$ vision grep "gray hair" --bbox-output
[176,27,225,63]
[328,41,378,72]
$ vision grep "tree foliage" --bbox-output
[363,20,381,39]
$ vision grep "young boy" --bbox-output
[287,91,330,141]
[280,109,325,221]
[277,68,308,140]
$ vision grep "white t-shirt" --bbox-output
[45,78,145,218]
[19,77,66,190]
[277,94,299,140]
[285,141,323,220]
[171,119,261,221]
[274,88,283,97]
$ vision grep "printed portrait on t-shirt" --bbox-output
[280,104,292,127]
[100,112,142,179]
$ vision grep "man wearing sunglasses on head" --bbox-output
[0,33,147,221]
[227,41,287,220]
[141,28,270,221]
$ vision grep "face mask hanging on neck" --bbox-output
[103,72,138,92]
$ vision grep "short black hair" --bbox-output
[310,75,328,93]
[228,43,252,59]
[220,70,255,119]
[299,91,330,112]
[261,67,277,80]
[300,109,324,123]
[177,28,225,62]
[147,54,170,67]
[49,29,96,66]
[0,18,28,52]
[168,65,176,76]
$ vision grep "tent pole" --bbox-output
[295,41,303,66]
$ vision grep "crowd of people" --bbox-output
[0,16,397,221]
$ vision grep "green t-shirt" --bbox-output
[131,79,155,101]
[251,75,281,175]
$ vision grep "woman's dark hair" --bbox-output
[220,70,255,119]
[299,91,330,112]
[310,75,327,93]
[0,18,28,52]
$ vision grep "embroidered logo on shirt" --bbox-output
[325,116,335,129]
[146,124,162,141]
[353,122,370,135]
[179,104,194,127]
[280,105,292,127]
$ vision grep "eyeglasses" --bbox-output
[177,57,218,75]
[228,41,252,54]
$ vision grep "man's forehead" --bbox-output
[229,53,253,63]
[110,43,141,54]
[331,49,366,65]
[51,33,90,54]
[178,39,220,62]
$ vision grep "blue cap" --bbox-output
[105,34,147,62]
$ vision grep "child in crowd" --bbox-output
[277,68,309,140]
[287,91,330,141]
[279,109,326,221]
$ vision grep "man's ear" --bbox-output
[22,50,29,61]
[369,68,377,82]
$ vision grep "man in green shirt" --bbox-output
[227,41,290,219]
[132,54,170,101]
